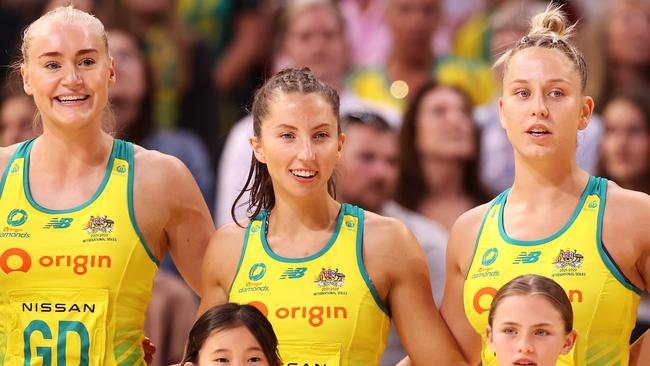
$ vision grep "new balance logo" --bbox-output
[512,251,542,264]
[280,267,308,279]
[43,218,74,229]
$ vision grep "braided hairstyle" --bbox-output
[232,67,340,225]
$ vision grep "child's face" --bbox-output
[190,325,270,365]
[487,294,576,366]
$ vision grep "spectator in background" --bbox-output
[145,270,199,366]
[178,0,273,139]
[108,28,214,211]
[345,0,497,113]
[585,0,650,110]
[599,88,650,342]
[600,88,650,194]
[339,0,391,68]
[0,87,38,146]
[216,0,381,227]
[105,0,219,165]
[450,0,582,64]
[474,0,602,193]
[335,112,448,366]
[395,81,491,232]
[0,2,30,87]
[178,0,271,94]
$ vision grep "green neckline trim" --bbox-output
[23,138,116,214]
[498,176,595,246]
[260,203,345,263]
[355,205,391,316]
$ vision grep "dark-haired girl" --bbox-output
[181,303,281,366]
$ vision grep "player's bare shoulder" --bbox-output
[603,181,650,243]
[204,221,250,287]
[132,145,189,191]
[363,210,414,253]
[452,202,492,240]
[447,201,493,271]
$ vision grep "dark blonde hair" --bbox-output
[495,3,587,91]
[21,6,108,64]
[232,67,340,225]
[488,274,573,334]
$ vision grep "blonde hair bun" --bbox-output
[528,4,575,41]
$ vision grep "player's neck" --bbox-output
[32,129,112,174]
[510,156,589,204]
[270,195,341,233]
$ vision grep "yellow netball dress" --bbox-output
[0,138,158,365]
[464,176,640,366]
[229,203,390,366]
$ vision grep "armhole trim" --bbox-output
[465,192,505,279]
[356,206,391,317]
[125,140,159,267]
[0,139,32,200]
[596,177,642,295]
[227,220,252,299]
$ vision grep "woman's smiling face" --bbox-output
[250,92,343,200]
[21,18,115,131]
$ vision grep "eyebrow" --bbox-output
[38,49,99,59]
[211,347,263,354]
[501,321,553,327]
[273,123,333,130]
[273,124,297,130]
[508,78,571,85]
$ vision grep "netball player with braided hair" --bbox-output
[198,67,468,366]
[0,6,213,365]
[437,4,650,366]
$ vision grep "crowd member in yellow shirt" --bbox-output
[346,0,497,112]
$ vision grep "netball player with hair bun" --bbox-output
[0,6,213,365]
[436,4,650,366]
[199,67,468,366]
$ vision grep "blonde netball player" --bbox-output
[198,67,467,366]
[0,7,213,365]
[439,4,650,366]
[487,274,576,366]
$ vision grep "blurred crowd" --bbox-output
[1,0,650,364]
